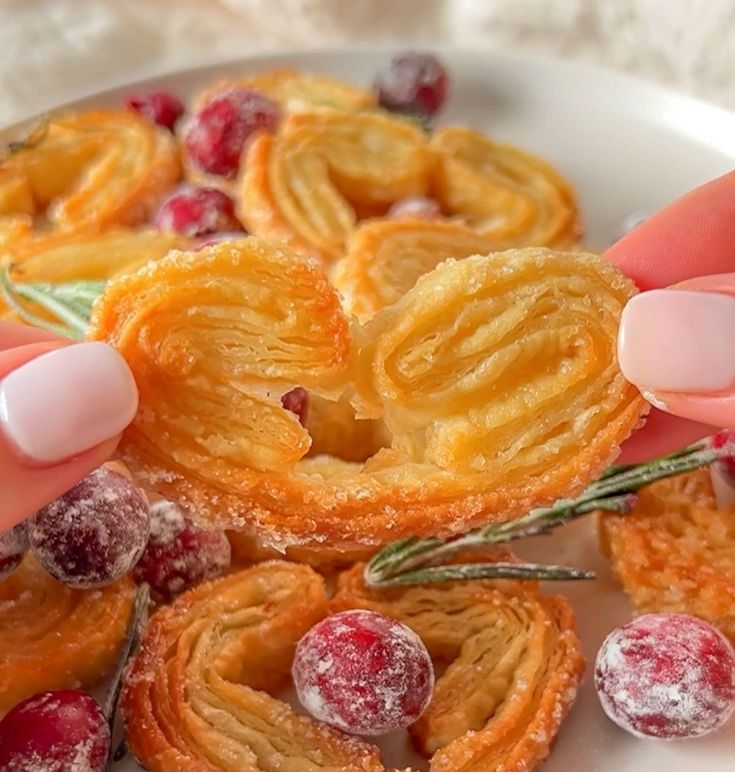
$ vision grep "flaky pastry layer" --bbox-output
[88,239,644,551]
[332,218,503,321]
[0,110,180,234]
[122,561,383,771]
[599,469,735,641]
[332,564,584,771]
[0,554,135,715]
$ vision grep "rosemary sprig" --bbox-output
[0,262,103,339]
[104,584,150,770]
[365,434,735,588]
[2,115,49,159]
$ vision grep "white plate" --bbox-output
[6,47,735,772]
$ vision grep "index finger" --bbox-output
[0,321,65,352]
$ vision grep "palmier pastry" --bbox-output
[89,239,644,551]
[599,469,735,641]
[331,563,584,771]
[238,109,433,262]
[332,218,502,321]
[122,561,385,771]
[0,553,135,714]
[0,110,180,234]
[430,127,581,248]
[193,68,376,113]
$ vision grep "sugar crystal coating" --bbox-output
[292,609,434,736]
[595,612,735,739]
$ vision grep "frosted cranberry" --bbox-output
[0,689,109,771]
[154,186,243,237]
[712,429,735,482]
[374,52,449,119]
[388,196,442,221]
[133,500,231,600]
[185,88,281,177]
[126,91,185,131]
[292,609,434,736]
[0,521,28,581]
[29,466,150,589]
[194,230,249,249]
[595,613,735,739]
[281,387,309,426]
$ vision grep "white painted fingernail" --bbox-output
[618,290,735,393]
[0,342,138,464]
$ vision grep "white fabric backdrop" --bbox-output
[1,0,734,125]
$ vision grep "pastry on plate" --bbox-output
[599,468,735,641]
[430,127,581,248]
[332,218,502,321]
[0,110,180,234]
[0,553,135,714]
[238,109,433,263]
[89,239,644,551]
[330,563,584,771]
[121,561,385,771]
[193,68,376,113]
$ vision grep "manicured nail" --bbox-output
[0,342,138,464]
[618,290,735,393]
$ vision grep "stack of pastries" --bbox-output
[0,54,661,771]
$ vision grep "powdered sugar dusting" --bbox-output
[0,520,28,580]
[595,612,735,739]
[292,609,434,736]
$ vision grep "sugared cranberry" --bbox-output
[281,387,309,426]
[154,186,243,237]
[387,196,442,221]
[184,88,281,177]
[0,689,109,772]
[126,91,185,131]
[193,231,249,250]
[292,609,434,736]
[29,466,150,589]
[712,429,735,482]
[133,500,231,600]
[595,613,735,739]
[0,520,28,581]
[374,52,449,119]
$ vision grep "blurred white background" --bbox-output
[0,0,734,123]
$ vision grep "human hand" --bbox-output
[610,170,735,462]
[0,323,137,531]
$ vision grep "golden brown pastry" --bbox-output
[193,68,376,113]
[331,563,584,771]
[0,110,180,234]
[89,239,644,552]
[238,109,433,262]
[122,561,384,771]
[332,218,502,321]
[0,553,136,714]
[430,127,581,248]
[599,469,735,641]
[0,228,190,324]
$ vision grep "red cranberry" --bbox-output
[193,231,249,250]
[374,52,449,119]
[0,689,109,772]
[29,466,150,589]
[184,88,281,177]
[154,186,243,237]
[292,609,434,736]
[595,613,735,739]
[387,196,442,220]
[133,500,231,600]
[281,387,309,426]
[0,520,28,581]
[712,429,735,482]
[126,91,185,131]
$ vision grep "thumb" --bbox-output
[618,273,735,429]
[0,333,138,530]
